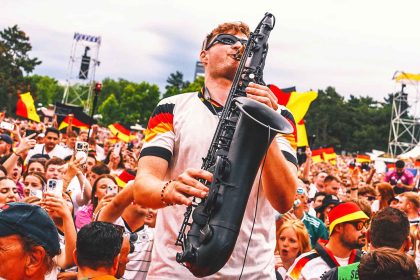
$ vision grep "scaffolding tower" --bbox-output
[388,71,420,157]
[62,32,101,113]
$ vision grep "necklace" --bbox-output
[204,87,222,118]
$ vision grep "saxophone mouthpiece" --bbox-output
[234,45,245,61]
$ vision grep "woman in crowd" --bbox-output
[75,174,118,230]
[275,219,311,279]
[103,147,125,176]
[26,158,46,174]
[0,176,18,205]
[22,172,46,197]
[371,182,395,212]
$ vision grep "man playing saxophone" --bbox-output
[133,20,298,279]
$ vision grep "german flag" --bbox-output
[115,170,136,188]
[356,154,371,164]
[144,103,174,143]
[16,92,41,122]
[269,85,318,147]
[108,123,135,143]
[58,110,93,130]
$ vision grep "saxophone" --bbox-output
[175,13,293,277]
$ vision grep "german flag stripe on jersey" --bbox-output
[289,252,319,279]
[144,103,175,142]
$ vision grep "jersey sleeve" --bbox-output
[275,106,298,166]
[140,99,175,162]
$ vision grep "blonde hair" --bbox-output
[276,219,311,254]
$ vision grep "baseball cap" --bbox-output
[0,202,60,256]
[328,202,369,235]
[315,194,340,214]
[0,134,13,144]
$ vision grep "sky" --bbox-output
[2,0,420,102]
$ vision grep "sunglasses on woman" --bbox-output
[205,34,248,50]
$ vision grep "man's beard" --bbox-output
[340,234,366,250]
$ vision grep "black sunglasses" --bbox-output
[205,34,248,50]
[346,220,369,231]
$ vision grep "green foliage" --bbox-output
[97,79,160,127]
[305,87,392,153]
[163,71,204,98]
[23,74,64,106]
[0,25,41,114]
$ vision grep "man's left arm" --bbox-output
[245,82,298,213]
[262,138,298,213]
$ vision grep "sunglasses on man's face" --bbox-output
[205,34,248,50]
[347,220,369,231]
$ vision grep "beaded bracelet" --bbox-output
[161,180,174,206]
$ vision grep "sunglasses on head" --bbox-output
[205,34,248,50]
[347,220,369,231]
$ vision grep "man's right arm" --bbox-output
[133,155,210,209]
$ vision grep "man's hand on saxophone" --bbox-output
[245,82,279,110]
[162,168,211,206]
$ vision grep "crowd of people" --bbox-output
[0,19,419,280]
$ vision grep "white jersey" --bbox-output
[114,218,154,280]
[141,92,297,279]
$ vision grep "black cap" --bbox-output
[0,134,13,144]
[0,202,60,256]
[315,194,340,214]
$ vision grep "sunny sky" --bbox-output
[2,0,420,102]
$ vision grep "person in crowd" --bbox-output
[371,182,395,212]
[86,152,97,174]
[41,191,77,279]
[74,221,128,280]
[45,157,66,180]
[276,219,311,279]
[62,156,92,215]
[104,148,125,176]
[87,163,111,186]
[308,171,327,200]
[315,194,340,226]
[75,174,117,230]
[22,172,46,197]
[98,181,154,280]
[27,158,47,173]
[395,191,420,227]
[287,202,368,279]
[358,247,418,280]
[0,202,60,280]
[321,207,411,279]
[357,185,377,206]
[308,191,326,217]
[323,175,341,196]
[26,127,72,161]
[0,154,24,196]
[0,133,13,158]
[384,159,415,194]
[0,176,19,205]
[145,208,158,228]
[278,186,329,248]
[133,20,298,279]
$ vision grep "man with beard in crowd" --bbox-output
[287,202,368,279]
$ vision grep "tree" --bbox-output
[0,25,41,114]
[163,71,190,98]
[23,74,64,107]
[97,79,160,127]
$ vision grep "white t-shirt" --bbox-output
[141,92,297,279]
[26,143,73,162]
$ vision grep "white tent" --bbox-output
[398,145,420,159]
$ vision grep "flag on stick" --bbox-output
[16,92,40,122]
